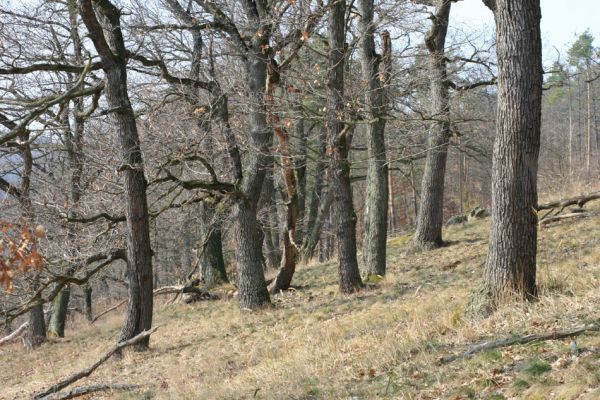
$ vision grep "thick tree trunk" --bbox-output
[234,201,271,308]
[359,0,391,277]
[413,0,452,250]
[482,0,542,307]
[79,0,153,347]
[233,44,273,308]
[27,298,46,348]
[326,0,363,293]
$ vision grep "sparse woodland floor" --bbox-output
[1,202,600,400]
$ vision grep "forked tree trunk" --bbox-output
[326,0,363,293]
[413,0,452,250]
[359,0,391,277]
[79,0,153,347]
[481,0,542,308]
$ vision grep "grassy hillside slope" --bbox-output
[1,203,599,399]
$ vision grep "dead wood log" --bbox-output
[0,321,28,346]
[537,192,600,215]
[439,324,600,364]
[36,383,139,400]
[32,327,158,399]
[539,211,591,226]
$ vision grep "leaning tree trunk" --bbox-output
[79,0,153,347]
[326,0,363,294]
[359,0,392,277]
[413,0,452,250]
[266,62,301,293]
[481,0,542,309]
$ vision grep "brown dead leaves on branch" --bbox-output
[0,219,45,292]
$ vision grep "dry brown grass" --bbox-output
[1,202,599,400]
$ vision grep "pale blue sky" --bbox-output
[451,0,600,62]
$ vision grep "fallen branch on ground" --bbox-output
[439,324,600,364]
[537,191,600,216]
[33,327,158,399]
[92,282,218,322]
[0,321,28,346]
[36,383,139,400]
[539,211,591,226]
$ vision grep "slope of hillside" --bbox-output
[1,202,599,400]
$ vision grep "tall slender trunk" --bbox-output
[327,0,363,293]
[295,112,308,244]
[79,0,153,347]
[266,63,300,293]
[413,0,452,250]
[359,0,391,277]
[586,79,592,182]
[568,83,574,179]
[302,126,328,261]
[48,0,86,338]
[387,164,397,234]
[481,0,542,309]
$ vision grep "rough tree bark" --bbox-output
[413,0,452,250]
[79,0,153,347]
[326,0,363,293]
[480,0,542,309]
[232,29,273,310]
[359,0,392,276]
